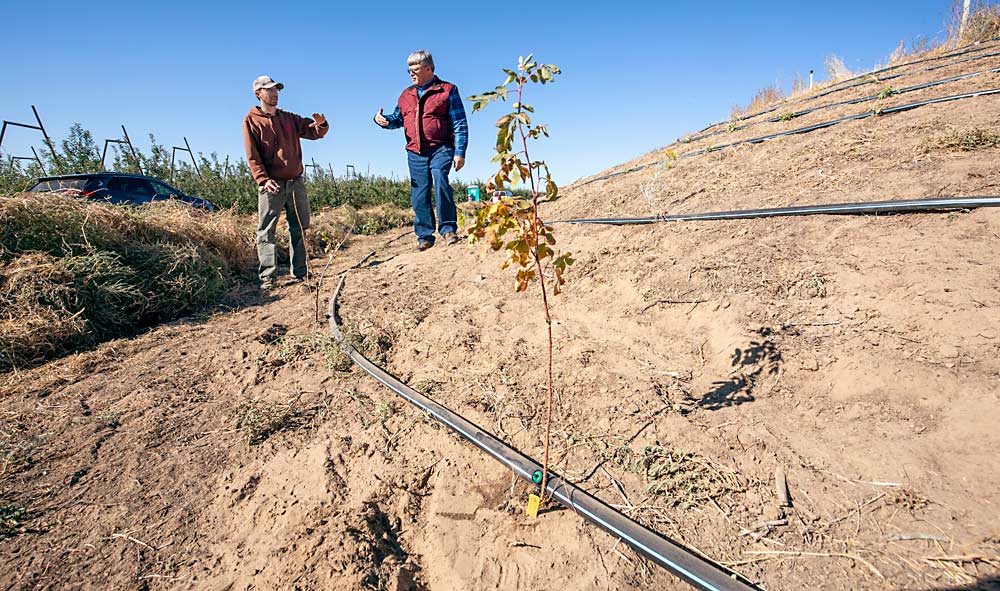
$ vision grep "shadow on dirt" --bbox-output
[699,328,782,411]
[929,576,1000,591]
[349,501,428,591]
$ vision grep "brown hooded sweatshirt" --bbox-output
[242,107,329,185]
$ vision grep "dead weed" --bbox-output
[918,127,1000,152]
[616,444,744,508]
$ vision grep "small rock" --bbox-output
[763,504,785,521]
[939,344,960,359]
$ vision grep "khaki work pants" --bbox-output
[256,177,310,281]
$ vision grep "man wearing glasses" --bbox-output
[374,50,468,251]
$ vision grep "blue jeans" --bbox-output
[407,144,456,243]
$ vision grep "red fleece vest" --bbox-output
[397,79,455,154]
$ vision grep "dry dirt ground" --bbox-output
[3,44,1000,590]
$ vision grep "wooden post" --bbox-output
[961,0,972,42]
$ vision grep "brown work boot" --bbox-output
[417,240,433,252]
[444,232,459,245]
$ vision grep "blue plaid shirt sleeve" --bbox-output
[380,106,403,129]
[448,85,469,158]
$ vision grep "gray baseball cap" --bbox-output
[252,75,284,92]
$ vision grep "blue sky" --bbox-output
[0,0,962,185]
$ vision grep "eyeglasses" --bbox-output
[408,65,427,74]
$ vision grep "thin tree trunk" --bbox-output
[961,0,972,42]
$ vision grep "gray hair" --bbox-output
[407,50,434,71]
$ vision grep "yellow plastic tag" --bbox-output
[526,494,541,518]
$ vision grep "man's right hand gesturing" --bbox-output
[374,108,389,127]
[263,179,280,193]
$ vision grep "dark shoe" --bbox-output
[260,278,276,290]
[291,272,312,283]
[443,232,459,245]
[417,240,433,252]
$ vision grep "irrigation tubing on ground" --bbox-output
[577,86,1000,187]
[551,196,1000,226]
[713,47,1000,129]
[681,63,1000,145]
[328,278,761,591]
[689,36,1000,135]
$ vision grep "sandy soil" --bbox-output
[3,42,1000,591]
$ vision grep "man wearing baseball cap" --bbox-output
[243,75,329,289]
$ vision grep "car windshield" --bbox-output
[28,179,89,192]
[150,181,180,197]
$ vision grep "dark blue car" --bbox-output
[27,173,217,211]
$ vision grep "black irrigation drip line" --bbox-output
[692,36,1000,134]
[827,36,1000,86]
[328,277,761,591]
[577,44,1000,187]
[719,47,1000,128]
[552,196,1000,226]
[578,86,1000,186]
[682,61,1000,145]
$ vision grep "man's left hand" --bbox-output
[453,155,465,171]
[311,113,327,128]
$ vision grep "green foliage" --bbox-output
[466,54,573,294]
[466,55,573,500]
[0,123,480,215]
[877,86,896,100]
[469,200,574,294]
[0,503,30,538]
[468,55,560,200]
[46,123,103,176]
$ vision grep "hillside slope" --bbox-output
[3,41,1000,590]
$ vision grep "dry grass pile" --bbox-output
[233,397,299,445]
[617,445,744,509]
[312,204,411,243]
[889,2,1000,64]
[0,193,255,371]
[823,54,854,83]
[947,0,1000,46]
[731,85,786,119]
[284,203,411,257]
[261,332,352,372]
[728,2,1000,121]
[918,126,1000,152]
